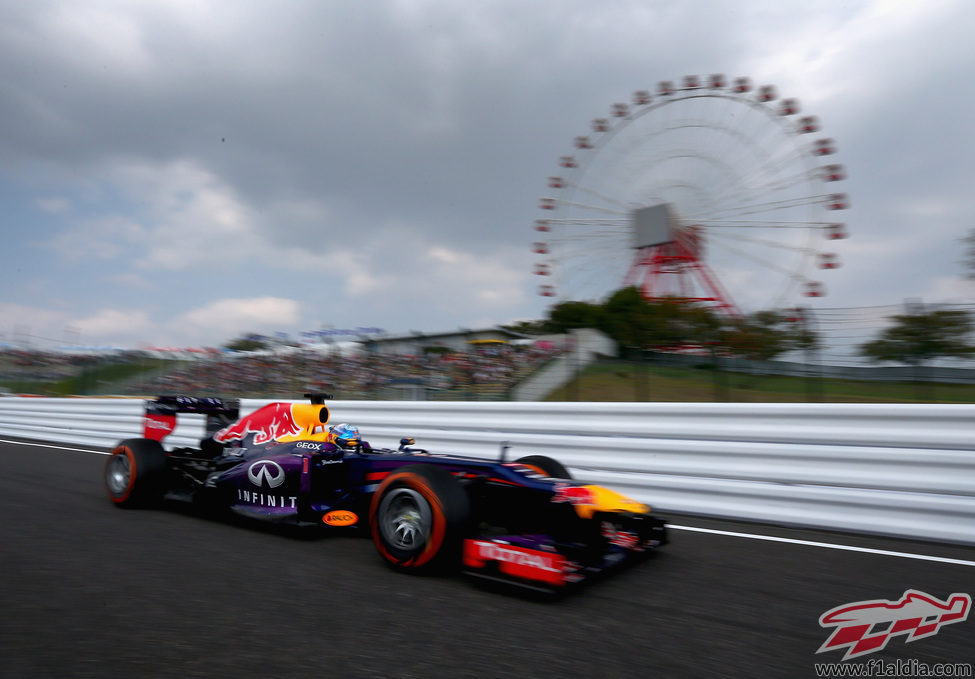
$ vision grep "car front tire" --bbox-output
[369,464,470,571]
[513,454,572,479]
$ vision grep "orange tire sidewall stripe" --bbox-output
[370,471,447,568]
[518,464,549,477]
[107,445,137,503]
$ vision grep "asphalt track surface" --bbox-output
[1,438,973,679]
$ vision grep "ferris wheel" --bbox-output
[533,74,849,316]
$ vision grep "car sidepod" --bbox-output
[214,447,309,521]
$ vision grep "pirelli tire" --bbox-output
[105,438,168,508]
[369,464,470,572]
[514,454,571,480]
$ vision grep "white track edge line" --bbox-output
[0,438,108,455]
[669,524,975,567]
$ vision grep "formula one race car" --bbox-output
[105,394,667,592]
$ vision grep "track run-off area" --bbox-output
[2,437,973,678]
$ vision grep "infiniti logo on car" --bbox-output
[248,460,285,489]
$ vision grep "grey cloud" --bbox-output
[2,0,973,346]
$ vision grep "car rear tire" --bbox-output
[514,454,572,479]
[105,438,167,508]
[369,464,470,571]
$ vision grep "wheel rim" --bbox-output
[106,453,131,495]
[378,488,431,551]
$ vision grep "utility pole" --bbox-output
[798,306,822,402]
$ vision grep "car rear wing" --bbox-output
[143,395,241,443]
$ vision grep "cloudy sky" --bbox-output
[2,0,974,349]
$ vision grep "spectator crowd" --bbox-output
[135,343,561,400]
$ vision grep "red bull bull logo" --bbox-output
[551,483,595,506]
[214,403,303,445]
[601,523,642,551]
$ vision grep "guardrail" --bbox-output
[1,397,973,545]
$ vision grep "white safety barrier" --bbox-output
[1,397,973,545]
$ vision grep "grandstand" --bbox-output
[0,327,566,400]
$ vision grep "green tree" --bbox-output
[722,310,794,361]
[545,300,605,333]
[542,286,817,360]
[224,334,269,352]
[500,319,548,335]
[600,287,652,347]
[642,296,718,348]
[962,229,975,280]
[859,308,975,365]
[788,316,820,352]
[585,288,718,350]
[682,303,724,349]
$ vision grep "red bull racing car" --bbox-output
[105,394,667,592]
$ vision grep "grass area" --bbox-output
[545,361,975,403]
[1,359,177,396]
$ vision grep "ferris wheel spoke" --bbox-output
[551,200,630,216]
[545,219,630,228]
[710,120,810,203]
[718,150,813,200]
[565,181,636,211]
[761,144,812,179]
[695,194,833,220]
[708,236,810,281]
[557,240,630,252]
[614,118,776,173]
[600,111,761,197]
[570,265,619,298]
[553,233,629,251]
[615,145,745,202]
[708,162,813,205]
[551,222,631,236]
[652,151,739,183]
[695,219,835,229]
[555,241,630,256]
[636,182,717,212]
[706,168,810,209]
[555,253,626,298]
[707,229,814,256]
[761,169,825,194]
[556,240,628,254]
[698,98,762,185]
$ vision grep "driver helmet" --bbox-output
[328,423,361,450]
